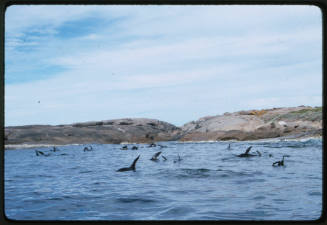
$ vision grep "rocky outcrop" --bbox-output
[179,106,322,141]
[4,118,182,145]
[4,106,322,146]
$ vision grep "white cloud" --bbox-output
[5,5,322,126]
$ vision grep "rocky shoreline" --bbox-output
[5,106,322,148]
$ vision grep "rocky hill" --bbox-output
[4,106,322,146]
[5,118,182,145]
[180,106,322,141]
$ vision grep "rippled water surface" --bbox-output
[5,139,322,220]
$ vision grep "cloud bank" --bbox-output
[5,5,322,126]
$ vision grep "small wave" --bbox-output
[5,179,14,182]
[38,174,55,178]
[261,139,321,149]
[115,197,157,203]
[69,166,81,170]
[174,168,261,179]
[182,168,211,173]
[273,198,287,203]
[79,170,93,174]
[13,174,37,179]
[23,198,46,203]
[47,197,64,201]
[157,205,195,218]
[176,168,212,179]
[234,178,266,185]
[252,195,266,200]
[308,191,321,196]
[92,181,106,185]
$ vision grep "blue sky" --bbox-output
[5,5,322,126]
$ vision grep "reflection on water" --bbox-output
[5,139,322,220]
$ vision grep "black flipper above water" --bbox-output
[256,150,262,156]
[174,154,182,163]
[272,155,287,167]
[116,155,141,172]
[245,146,252,154]
[150,151,162,161]
[50,147,59,152]
[35,150,42,156]
[162,155,167,161]
[236,146,258,157]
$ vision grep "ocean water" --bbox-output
[4,139,322,220]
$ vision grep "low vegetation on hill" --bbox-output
[5,106,322,146]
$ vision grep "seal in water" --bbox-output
[131,146,138,150]
[150,151,162,161]
[173,154,182,163]
[116,155,140,172]
[35,150,51,157]
[83,146,93,152]
[50,147,59,152]
[35,150,43,156]
[236,146,257,157]
[148,143,156,148]
[121,145,128,150]
[272,155,287,167]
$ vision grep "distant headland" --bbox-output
[4,106,322,148]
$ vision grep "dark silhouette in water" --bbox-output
[35,150,51,157]
[174,154,182,163]
[159,144,167,148]
[35,150,43,156]
[116,155,140,172]
[83,146,93,152]
[50,147,59,152]
[227,143,231,150]
[236,146,257,157]
[131,146,138,150]
[272,155,287,167]
[256,150,262,156]
[150,151,162,161]
[162,155,167,161]
[148,143,156,148]
[121,145,128,150]
[269,154,273,157]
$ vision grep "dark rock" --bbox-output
[119,122,133,125]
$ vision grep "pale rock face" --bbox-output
[179,106,322,141]
[196,115,264,132]
[278,121,287,126]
